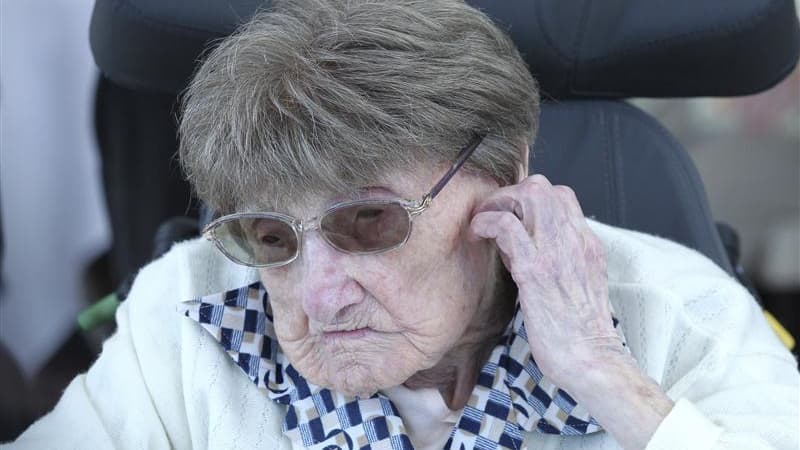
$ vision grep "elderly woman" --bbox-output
[7,0,799,449]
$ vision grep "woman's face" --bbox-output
[260,165,501,397]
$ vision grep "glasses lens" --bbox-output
[320,201,411,253]
[211,215,299,267]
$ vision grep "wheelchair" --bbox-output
[82,0,799,351]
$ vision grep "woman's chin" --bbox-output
[284,333,428,397]
[326,361,400,398]
[299,357,415,398]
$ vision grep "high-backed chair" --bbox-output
[88,0,799,281]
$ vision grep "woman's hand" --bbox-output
[468,174,625,386]
[468,174,674,450]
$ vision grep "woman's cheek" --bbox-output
[271,299,309,342]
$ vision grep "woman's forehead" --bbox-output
[243,165,439,214]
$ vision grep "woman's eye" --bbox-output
[260,234,282,245]
[356,208,384,220]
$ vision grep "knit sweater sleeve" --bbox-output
[5,239,289,449]
[641,280,800,450]
[590,221,800,450]
[4,247,191,449]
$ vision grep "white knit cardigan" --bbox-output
[6,220,799,449]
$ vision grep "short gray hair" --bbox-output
[179,0,539,214]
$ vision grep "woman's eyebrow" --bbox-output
[355,185,401,197]
[241,201,279,213]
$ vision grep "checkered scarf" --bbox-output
[180,282,628,449]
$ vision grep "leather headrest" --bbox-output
[90,0,799,97]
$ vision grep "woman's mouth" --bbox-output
[322,327,372,341]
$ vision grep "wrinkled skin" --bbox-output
[261,163,673,449]
[260,164,506,400]
[468,174,625,385]
[468,174,674,450]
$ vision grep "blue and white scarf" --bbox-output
[180,282,628,449]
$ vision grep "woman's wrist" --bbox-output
[563,351,675,450]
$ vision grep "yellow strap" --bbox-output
[764,310,795,350]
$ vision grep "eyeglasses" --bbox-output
[203,134,485,268]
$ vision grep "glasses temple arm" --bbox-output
[425,134,486,201]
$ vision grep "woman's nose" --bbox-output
[298,232,364,324]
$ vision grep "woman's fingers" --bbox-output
[470,175,578,245]
[467,174,596,288]
[467,174,620,385]
[472,174,551,215]
[553,184,585,222]
[469,210,543,289]
[469,210,536,263]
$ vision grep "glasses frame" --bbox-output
[203,134,486,268]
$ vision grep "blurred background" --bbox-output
[0,0,798,442]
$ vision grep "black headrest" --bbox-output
[90,0,799,97]
[533,100,733,273]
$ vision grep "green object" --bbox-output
[78,293,121,331]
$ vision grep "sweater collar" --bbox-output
[180,281,628,449]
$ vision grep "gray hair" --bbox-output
[179,0,539,214]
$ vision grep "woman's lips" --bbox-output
[322,327,372,341]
